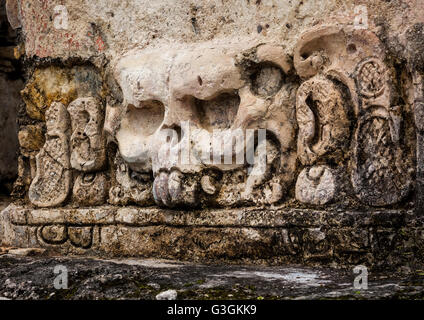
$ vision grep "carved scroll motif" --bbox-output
[296,76,350,166]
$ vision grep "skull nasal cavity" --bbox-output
[126,100,164,136]
[250,63,284,97]
[194,91,240,132]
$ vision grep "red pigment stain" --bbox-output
[96,36,105,51]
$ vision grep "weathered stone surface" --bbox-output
[21,66,101,121]
[295,166,337,205]
[73,172,108,206]
[28,102,72,207]
[0,73,21,186]
[40,225,67,244]
[155,290,177,300]
[1,203,422,269]
[414,73,424,215]
[108,152,153,206]
[111,41,297,208]
[18,124,45,154]
[16,0,351,60]
[68,227,93,249]
[350,56,414,207]
[351,113,413,206]
[5,0,21,29]
[3,0,424,267]
[296,77,350,166]
[7,248,46,256]
[1,255,424,300]
[68,97,106,172]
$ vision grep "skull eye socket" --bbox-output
[125,100,165,136]
[194,91,240,132]
[250,63,284,97]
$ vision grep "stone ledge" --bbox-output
[1,203,423,269]
[3,203,415,228]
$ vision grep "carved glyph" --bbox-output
[351,112,412,206]
[38,224,93,249]
[68,97,106,172]
[73,172,109,206]
[29,102,72,207]
[351,58,412,206]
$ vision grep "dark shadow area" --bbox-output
[0,1,22,196]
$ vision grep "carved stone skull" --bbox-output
[106,41,298,208]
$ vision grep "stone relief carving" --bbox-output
[25,25,417,210]
[293,25,414,207]
[73,172,109,206]
[39,225,67,244]
[38,224,93,249]
[295,166,337,206]
[68,97,108,206]
[351,58,413,206]
[296,76,350,166]
[413,72,424,214]
[68,97,106,172]
[68,226,93,249]
[107,42,297,208]
[29,102,72,207]
[108,152,153,206]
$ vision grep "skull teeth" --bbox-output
[153,170,197,208]
[153,172,172,207]
[200,175,217,195]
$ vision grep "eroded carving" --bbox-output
[296,76,350,165]
[351,57,413,206]
[356,58,386,98]
[109,152,154,206]
[351,111,412,206]
[19,26,417,211]
[73,172,109,206]
[295,166,337,205]
[294,26,414,207]
[39,225,67,244]
[29,102,72,207]
[68,97,106,172]
[68,226,93,248]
